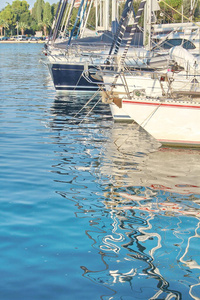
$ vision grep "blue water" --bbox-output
[0,43,200,300]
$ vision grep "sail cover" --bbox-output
[169,45,200,73]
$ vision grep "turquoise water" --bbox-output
[0,43,200,300]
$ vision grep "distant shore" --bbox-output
[0,40,46,43]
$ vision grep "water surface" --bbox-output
[0,43,200,300]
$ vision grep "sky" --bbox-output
[0,0,57,11]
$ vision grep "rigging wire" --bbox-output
[72,89,101,119]
[159,0,200,27]
[78,97,102,125]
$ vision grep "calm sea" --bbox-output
[0,43,200,300]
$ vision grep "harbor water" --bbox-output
[0,43,200,300]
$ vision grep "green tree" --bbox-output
[2,20,9,35]
[51,2,60,18]
[32,0,45,24]
[0,0,33,35]
[18,21,29,34]
[159,0,183,22]
[30,19,38,33]
[193,0,200,20]
[0,0,59,36]
[43,2,52,21]
[12,0,29,19]
[87,6,95,30]
[0,4,14,27]
[39,19,50,36]
[67,6,78,31]
[0,19,4,36]
[182,0,192,18]
[42,1,52,35]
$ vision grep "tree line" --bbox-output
[0,0,63,36]
[0,0,98,37]
[0,0,200,37]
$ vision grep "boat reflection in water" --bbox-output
[50,96,200,300]
[99,123,200,299]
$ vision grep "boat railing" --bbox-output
[68,42,112,52]
[82,59,160,87]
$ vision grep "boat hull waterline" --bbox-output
[122,97,200,147]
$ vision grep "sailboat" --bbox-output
[44,0,111,91]
[102,40,200,145]
[151,0,200,54]
[44,0,147,92]
[90,0,200,147]
[101,44,200,108]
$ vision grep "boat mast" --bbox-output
[67,0,85,45]
[95,0,110,31]
[48,0,62,43]
[190,0,196,20]
[79,0,94,37]
[104,0,110,30]
[111,0,118,34]
[62,0,76,38]
[143,0,160,50]
[143,0,151,49]
[51,0,68,43]
[95,0,98,31]
[76,0,89,38]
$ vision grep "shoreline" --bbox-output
[0,40,45,43]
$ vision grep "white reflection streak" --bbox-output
[138,216,168,300]
[109,268,137,283]
[138,215,162,258]
[150,289,177,300]
[179,220,200,300]
[100,212,124,253]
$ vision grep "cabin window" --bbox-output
[158,38,196,50]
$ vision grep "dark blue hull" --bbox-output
[49,63,101,91]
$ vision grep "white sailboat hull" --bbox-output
[103,70,200,123]
[122,97,200,147]
[103,71,200,98]
[109,102,132,121]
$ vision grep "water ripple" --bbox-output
[0,43,200,300]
